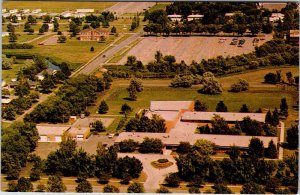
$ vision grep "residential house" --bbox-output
[2,32,9,37]
[269,13,284,22]
[167,14,182,22]
[2,97,12,109]
[79,28,109,41]
[2,9,7,13]
[187,14,204,21]
[76,9,94,13]
[61,11,72,18]
[9,9,18,14]
[21,9,30,14]
[36,63,61,81]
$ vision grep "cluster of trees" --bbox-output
[43,137,143,184]
[107,39,298,80]
[200,72,223,94]
[125,114,166,133]
[264,70,298,85]
[2,43,34,49]
[130,15,140,31]
[143,2,298,37]
[2,54,15,69]
[127,78,143,100]
[7,23,18,42]
[24,74,112,123]
[229,78,249,92]
[172,138,297,193]
[1,122,39,180]
[170,75,199,88]
[119,137,164,154]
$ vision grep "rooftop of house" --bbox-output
[181,111,266,122]
[149,101,193,111]
[2,98,12,104]
[144,110,180,121]
[115,132,278,148]
[36,124,71,135]
[167,14,182,17]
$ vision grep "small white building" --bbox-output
[31,9,42,14]
[2,13,10,18]
[73,13,86,18]
[48,23,54,30]
[2,9,7,13]
[9,9,18,14]
[35,12,47,18]
[61,11,72,18]
[76,9,94,13]
[269,13,285,22]
[187,14,204,21]
[167,14,182,22]
[21,9,30,14]
[2,32,9,37]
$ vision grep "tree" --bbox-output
[177,142,192,154]
[53,18,59,32]
[201,76,222,95]
[280,98,288,117]
[239,104,250,113]
[43,15,51,23]
[2,54,15,70]
[121,103,133,115]
[114,156,143,179]
[91,120,106,132]
[230,79,249,92]
[127,84,138,100]
[212,184,233,194]
[265,140,278,159]
[16,177,33,192]
[171,75,194,88]
[249,22,262,35]
[226,146,240,161]
[7,23,15,32]
[265,177,281,192]
[248,138,264,158]
[47,175,66,192]
[111,26,117,33]
[15,80,30,97]
[7,181,17,192]
[211,115,230,134]
[27,15,37,24]
[189,187,200,194]
[239,117,263,136]
[98,100,109,114]
[194,100,208,111]
[41,23,49,32]
[119,139,139,152]
[127,182,145,193]
[240,181,265,194]
[164,173,180,187]
[36,184,46,192]
[9,32,17,42]
[139,137,164,153]
[286,124,298,148]
[265,110,274,125]
[57,35,67,43]
[40,73,55,93]
[90,46,94,52]
[216,101,227,112]
[272,108,279,126]
[156,186,171,193]
[39,27,45,34]
[103,184,120,193]
[193,139,215,155]
[75,179,93,193]
[264,73,279,84]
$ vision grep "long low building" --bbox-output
[37,125,71,142]
[150,101,193,111]
[115,132,278,149]
[181,111,266,123]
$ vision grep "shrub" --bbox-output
[164,173,180,187]
[157,159,169,163]
[3,43,34,49]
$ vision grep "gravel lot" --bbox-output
[119,35,272,64]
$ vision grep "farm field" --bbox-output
[118,35,273,64]
[2,1,116,12]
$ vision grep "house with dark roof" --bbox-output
[79,28,109,41]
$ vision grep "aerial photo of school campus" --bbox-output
[1,1,299,194]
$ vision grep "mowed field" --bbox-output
[118,35,272,64]
[2,1,116,12]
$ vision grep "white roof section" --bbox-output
[37,124,71,135]
[225,13,235,17]
[150,101,193,111]
[69,127,89,135]
[181,111,266,122]
[188,14,204,18]
[2,99,11,104]
[269,13,284,22]
[145,110,180,121]
[167,14,182,18]
[76,9,94,13]
[115,132,277,148]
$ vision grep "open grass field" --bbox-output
[148,2,171,12]
[3,34,117,70]
[3,1,116,13]
[118,35,273,64]
[2,34,41,43]
[2,59,33,82]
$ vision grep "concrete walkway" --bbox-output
[278,121,285,160]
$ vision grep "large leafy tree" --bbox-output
[75,179,93,192]
[103,184,120,193]
[240,181,265,194]
[16,177,33,192]
[248,138,264,158]
[286,124,299,149]
[113,156,143,179]
[46,175,66,192]
[127,182,145,193]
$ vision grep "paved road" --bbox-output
[73,32,142,76]
[118,153,178,192]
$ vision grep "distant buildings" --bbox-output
[31,9,42,14]
[76,9,94,13]
[187,14,204,21]
[79,28,109,41]
[288,29,299,46]
[269,13,284,22]
[9,9,18,14]
[167,14,182,22]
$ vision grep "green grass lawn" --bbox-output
[3,35,117,70]
[2,59,33,82]
[2,34,41,44]
[91,86,294,116]
[3,1,116,12]
[148,2,171,12]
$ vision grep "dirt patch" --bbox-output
[118,35,272,64]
